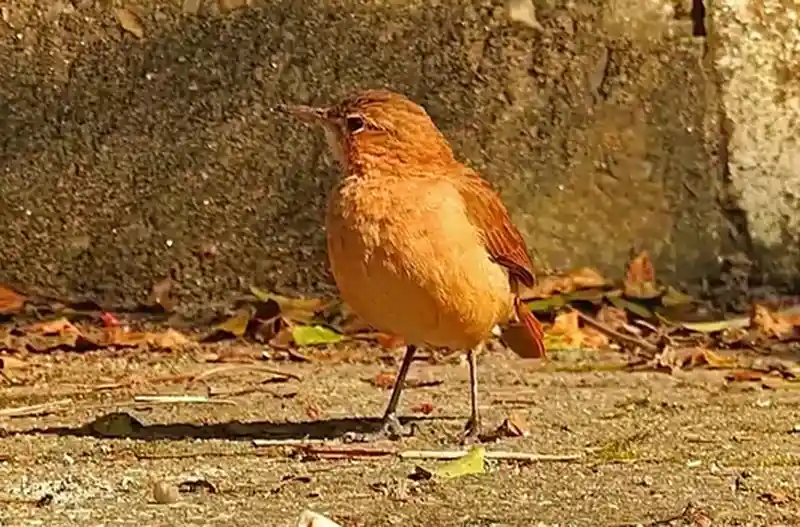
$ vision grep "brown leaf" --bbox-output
[0,285,25,315]
[750,304,797,338]
[725,370,763,383]
[758,490,792,505]
[114,7,144,39]
[651,347,737,373]
[546,311,609,349]
[596,305,628,331]
[219,0,248,12]
[26,318,81,336]
[523,267,608,299]
[623,251,661,299]
[411,402,434,415]
[368,372,397,389]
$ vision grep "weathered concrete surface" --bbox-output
[0,0,735,306]
[709,0,800,286]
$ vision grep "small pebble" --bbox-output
[153,481,179,504]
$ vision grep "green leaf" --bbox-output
[607,295,654,319]
[528,295,567,312]
[433,446,486,480]
[678,318,748,333]
[291,325,344,346]
[661,286,695,307]
[212,307,253,338]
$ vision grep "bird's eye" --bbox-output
[345,115,366,134]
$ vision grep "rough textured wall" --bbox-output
[709,0,800,286]
[0,0,740,307]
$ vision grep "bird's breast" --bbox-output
[326,176,513,349]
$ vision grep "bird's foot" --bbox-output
[460,417,483,445]
[344,413,411,443]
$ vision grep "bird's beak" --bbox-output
[275,104,329,124]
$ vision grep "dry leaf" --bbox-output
[596,305,628,331]
[0,285,25,315]
[482,416,529,441]
[114,7,144,39]
[546,311,609,349]
[26,318,81,336]
[369,372,396,389]
[750,304,798,339]
[624,251,661,299]
[725,370,763,383]
[523,267,608,299]
[651,347,737,373]
[758,490,792,505]
[411,402,434,415]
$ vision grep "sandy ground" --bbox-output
[0,345,798,527]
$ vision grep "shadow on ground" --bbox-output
[13,413,456,442]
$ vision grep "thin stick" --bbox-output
[133,395,235,405]
[253,439,328,447]
[399,450,582,462]
[188,364,301,383]
[0,398,72,418]
[573,309,659,353]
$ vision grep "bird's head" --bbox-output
[277,89,455,172]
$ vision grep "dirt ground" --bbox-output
[0,345,798,527]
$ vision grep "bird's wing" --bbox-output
[453,170,536,288]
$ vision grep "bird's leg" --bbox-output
[462,345,482,441]
[345,344,416,443]
[377,344,417,437]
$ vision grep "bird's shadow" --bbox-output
[11,413,461,442]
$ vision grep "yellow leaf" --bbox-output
[213,307,253,338]
[433,446,485,480]
[291,325,343,346]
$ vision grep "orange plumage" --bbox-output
[280,89,545,440]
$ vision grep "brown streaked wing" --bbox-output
[454,170,536,288]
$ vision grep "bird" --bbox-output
[278,89,546,440]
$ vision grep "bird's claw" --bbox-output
[460,417,482,444]
[344,413,411,443]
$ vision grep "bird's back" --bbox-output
[326,172,515,349]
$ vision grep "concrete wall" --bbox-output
[0,0,796,307]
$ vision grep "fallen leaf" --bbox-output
[291,325,343,346]
[432,446,485,480]
[607,294,654,319]
[651,347,737,373]
[678,318,747,333]
[369,371,396,389]
[0,285,25,315]
[750,304,798,339]
[623,251,661,299]
[758,490,792,505]
[482,416,529,441]
[661,286,695,307]
[104,328,191,349]
[524,267,609,299]
[250,286,327,323]
[207,307,254,340]
[114,7,144,39]
[596,305,628,331]
[725,370,763,383]
[26,318,81,336]
[411,402,434,415]
[546,310,608,349]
